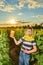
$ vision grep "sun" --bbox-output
[9,19,16,24]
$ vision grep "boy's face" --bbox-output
[25,29,32,36]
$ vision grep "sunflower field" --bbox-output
[0,27,43,65]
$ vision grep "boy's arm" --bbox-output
[12,37,22,45]
[29,45,37,53]
[23,45,37,54]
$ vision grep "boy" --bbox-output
[10,28,37,65]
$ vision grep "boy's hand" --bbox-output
[22,49,30,54]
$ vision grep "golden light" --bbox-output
[9,19,16,24]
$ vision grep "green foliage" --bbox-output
[0,31,12,65]
[0,28,43,65]
[15,28,24,40]
[31,32,43,65]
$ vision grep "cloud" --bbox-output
[0,5,15,12]
[0,0,15,12]
[28,2,41,8]
[17,0,43,9]
[19,1,25,7]
[32,15,43,23]
[2,5,15,12]
[26,0,43,8]
[16,0,25,9]
[0,0,4,7]
[32,15,43,19]
[0,0,43,12]
[18,13,23,15]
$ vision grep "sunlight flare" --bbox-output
[9,19,16,24]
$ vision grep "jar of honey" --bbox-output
[10,30,15,38]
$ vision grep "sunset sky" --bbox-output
[0,0,43,24]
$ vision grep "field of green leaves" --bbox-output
[0,27,43,65]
